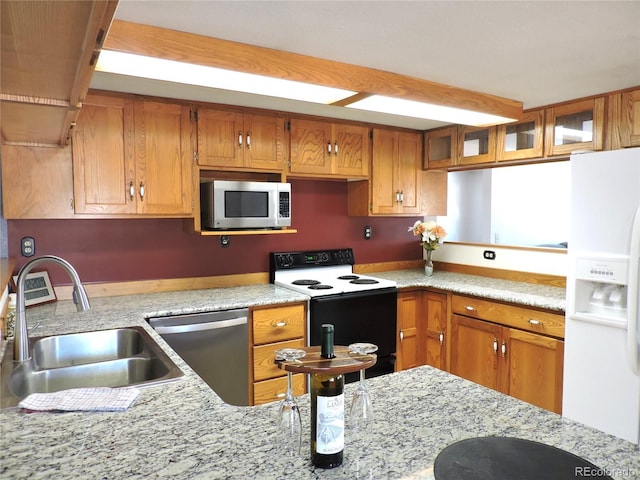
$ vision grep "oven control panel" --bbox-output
[271,248,355,270]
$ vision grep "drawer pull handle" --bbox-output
[276,392,286,399]
[439,331,444,345]
[400,330,404,342]
[493,337,498,353]
[528,319,542,326]
[465,305,477,312]
[273,321,288,328]
[501,341,507,356]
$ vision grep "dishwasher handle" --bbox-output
[153,317,247,335]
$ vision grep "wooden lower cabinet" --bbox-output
[396,289,448,372]
[250,302,307,405]
[450,295,565,414]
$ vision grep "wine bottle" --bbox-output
[311,324,344,468]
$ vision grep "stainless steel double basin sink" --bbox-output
[1,326,184,409]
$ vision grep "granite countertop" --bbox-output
[3,271,632,479]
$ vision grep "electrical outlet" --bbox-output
[364,225,372,240]
[483,250,496,260]
[21,237,35,257]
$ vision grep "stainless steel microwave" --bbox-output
[200,180,291,230]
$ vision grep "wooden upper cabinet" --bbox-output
[496,110,544,161]
[134,101,193,215]
[614,89,640,148]
[424,126,458,169]
[197,109,285,171]
[289,118,369,178]
[72,94,194,216]
[458,126,497,165]
[73,94,136,214]
[365,128,424,215]
[544,97,605,156]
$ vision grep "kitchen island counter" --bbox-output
[1,285,637,479]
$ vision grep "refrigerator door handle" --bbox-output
[628,204,640,375]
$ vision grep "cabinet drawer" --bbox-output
[253,373,306,405]
[253,338,305,382]
[252,304,305,345]
[451,295,565,339]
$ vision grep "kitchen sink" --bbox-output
[1,326,184,409]
[32,328,145,369]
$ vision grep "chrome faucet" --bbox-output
[14,255,91,362]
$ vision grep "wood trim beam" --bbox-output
[103,20,523,121]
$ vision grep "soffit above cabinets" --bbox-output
[0,0,118,147]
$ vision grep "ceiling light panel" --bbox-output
[96,50,357,105]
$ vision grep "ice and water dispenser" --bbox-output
[571,255,629,327]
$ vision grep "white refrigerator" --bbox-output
[564,147,640,446]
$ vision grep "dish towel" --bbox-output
[18,387,140,412]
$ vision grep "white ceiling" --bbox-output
[91,0,640,130]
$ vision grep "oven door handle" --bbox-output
[153,317,247,335]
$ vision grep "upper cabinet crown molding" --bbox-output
[0,0,119,147]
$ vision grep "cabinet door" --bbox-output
[197,109,244,168]
[370,128,398,214]
[544,98,605,156]
[243,113,285,170]
[458,126,497,165]
[425,291,447,370]
[72,94,136,214]
[424,126,457,169]
[289,118,332,175]
[396,290,423,371]
[333,123,369,177]
[396,131,424,214]
[619,89,640,147]
[450,314,501,390]
[134,101,193,215]
[505,329,564,414]
[496,110,544,161]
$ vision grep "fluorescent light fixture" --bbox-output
[96,50,356,104]
[345,95,517,127]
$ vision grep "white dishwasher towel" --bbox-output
[19,387,140,412]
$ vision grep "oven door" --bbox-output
[309,287,397,383]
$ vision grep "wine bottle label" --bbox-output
[315,393,344,454]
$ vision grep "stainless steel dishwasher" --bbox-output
[148,309,249,406]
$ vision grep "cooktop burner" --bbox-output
[292,279,321,286]
[350,278,379,284]
[337,275,359,280]
[309,284,333,290]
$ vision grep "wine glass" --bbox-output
[274,348,306,455]
[348,343,378,474]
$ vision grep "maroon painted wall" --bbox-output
[7,180,423,286]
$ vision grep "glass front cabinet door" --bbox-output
[424,126,457,169]
[544,98,605,156]
[457,126,496,166]
[496,110,544,162]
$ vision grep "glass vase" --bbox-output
[424,249,434,276]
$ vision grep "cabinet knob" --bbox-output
[501,341,507,356]
[246,131,251,148]
[129,181,135,201]
[334,142,338,156]
[327,142,332,155]
[493,337,498,353]
[139,182,145,201]
[238,131,243,147]
[399,330,404,342]
[439,331,444,345]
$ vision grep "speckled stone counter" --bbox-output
[4,274,634,480]
[373,269,566,312]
